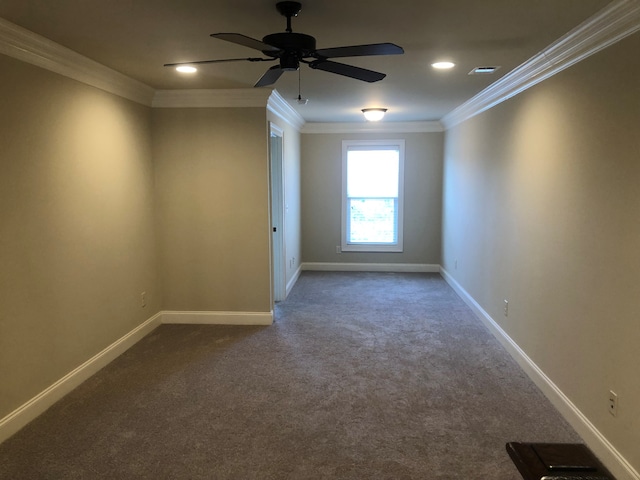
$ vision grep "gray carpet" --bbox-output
[0,272,580,479]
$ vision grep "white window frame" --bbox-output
[341,139,405,253]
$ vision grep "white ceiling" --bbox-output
[0,0,611,123]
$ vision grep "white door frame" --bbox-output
[269,123,286,302]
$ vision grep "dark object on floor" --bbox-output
[506,442,615,480]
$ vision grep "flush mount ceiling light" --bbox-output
[362,108,387,121]
[176,65,197,73]
[431,61,455,69]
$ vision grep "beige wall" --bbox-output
[267,111,302,287]
[152,107,272,313]
[0,55,159,418]
[302,131,443,264]
[442,32,640,473]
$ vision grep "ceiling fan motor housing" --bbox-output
[262,32,316,56]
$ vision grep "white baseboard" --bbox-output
[286,266,302,297]
[440,267,639,480]
[0,312,162,445]
[161,310,273,326]
[302,262,440,273]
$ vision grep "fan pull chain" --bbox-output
[297,68,308,105]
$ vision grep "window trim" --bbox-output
[341,139,405,253]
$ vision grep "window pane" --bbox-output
[349,198,397,243]
[347,149,399,198]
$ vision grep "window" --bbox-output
[342,139,405,252]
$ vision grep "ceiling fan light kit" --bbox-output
[164,1,404,88]
[362,108,387,121]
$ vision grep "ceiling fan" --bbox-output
[164,1,404,87]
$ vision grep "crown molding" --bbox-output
[4,0,637,123]
[0,17,155,106]
[302,121,444,134]
[152,88,273,108]
[267,90,306,131]
[441,0,640,129]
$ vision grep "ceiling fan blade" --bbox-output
[314,43,404,59]
[211,33,280,53]
[164,57,275,67]
[254,65,284,87]
[309,60,386,83]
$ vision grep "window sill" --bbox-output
[341,244,404,253]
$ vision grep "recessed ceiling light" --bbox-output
[431,61,455,70]
[176,65,197,73]
[469,66,500,75]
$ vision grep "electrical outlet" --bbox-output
[503,300,509,317]
[141,292,146,308]
[608,390,618,417]
[336,246,341,254]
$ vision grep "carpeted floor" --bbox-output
[0,272,581,479]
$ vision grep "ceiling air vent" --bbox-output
[468,66,500,75]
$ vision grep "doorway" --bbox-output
[269,123,286,302]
